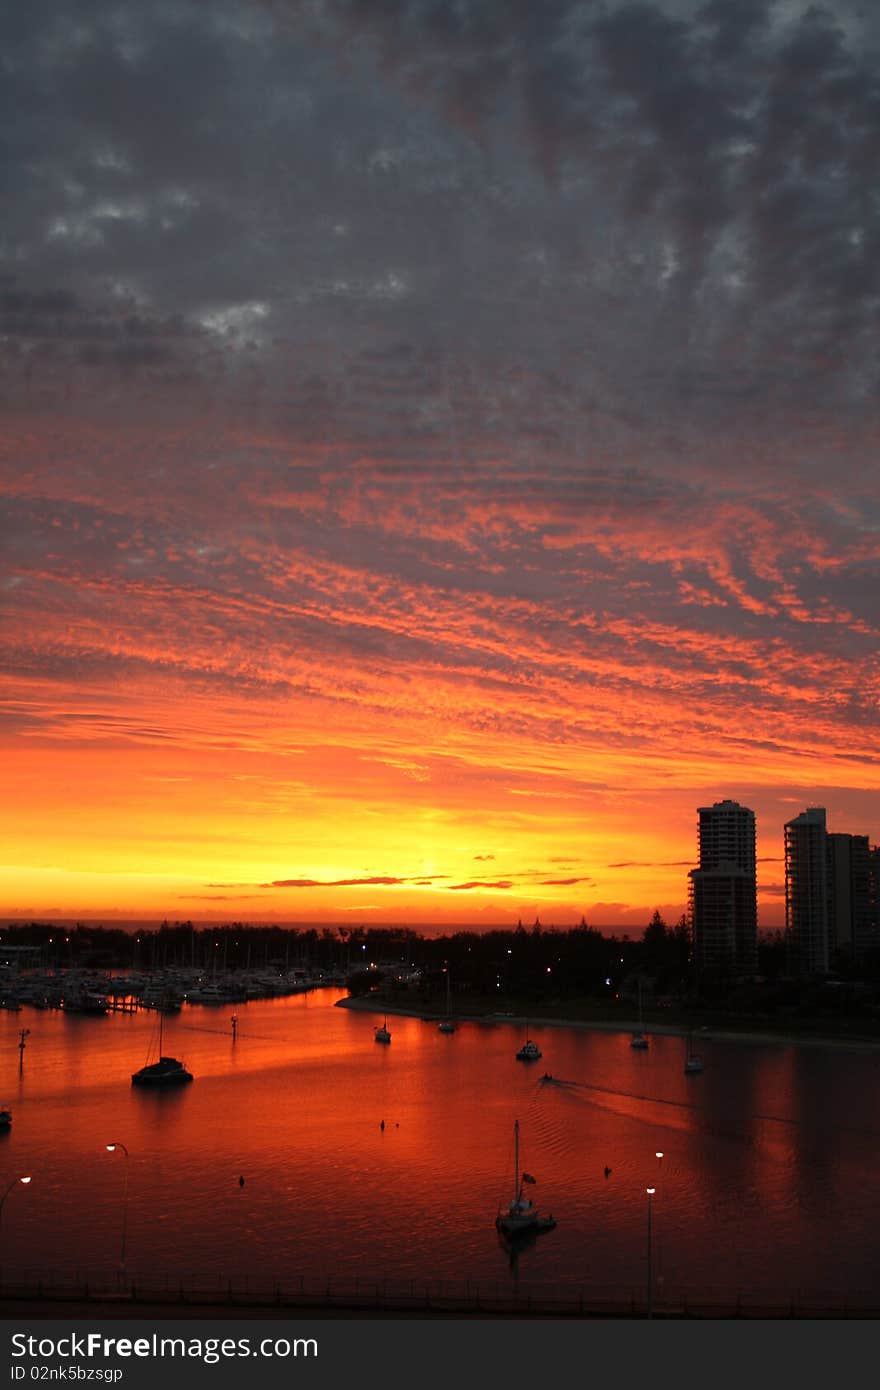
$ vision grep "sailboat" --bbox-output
[374,1015,391,1044]
[438,967,456,1033]
[131,1012,193,1086]
[515,1019,541,1060]
[630,978,649,1049]
[684,1029,704,1074]
[495,1119,556,1238]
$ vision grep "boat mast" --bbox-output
[514,1119,520,1202]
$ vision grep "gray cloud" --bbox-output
[2,0,878,434]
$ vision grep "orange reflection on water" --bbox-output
[3,994,880,1302]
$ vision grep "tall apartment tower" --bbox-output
[688,800,758,977]
[827,832,875,962]
[784,807,829,975]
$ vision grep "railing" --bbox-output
[0,1269,877,1318]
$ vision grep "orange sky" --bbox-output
[3,416,878,931]
[2,2,879,931]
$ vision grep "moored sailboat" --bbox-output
[684,1029,704,1074]
[630,978,649,1049]
[131,1013,193,1087]
[438,967,456,1032]
[515,1021,541,1060]
[495,1119,556,1238]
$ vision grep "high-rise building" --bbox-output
[828,832,875,962]
[688,800,757,977]
[784,807,829,975]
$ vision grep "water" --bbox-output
[2,992,880,1306]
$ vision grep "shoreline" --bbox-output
[334,994,880,1052]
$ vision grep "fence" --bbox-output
[1,1269,877,1318]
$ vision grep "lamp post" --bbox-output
[105,1143,129,1273]
[646,1186,656,1319]
[654,1154,665,1296]
[0,1175,32,1231]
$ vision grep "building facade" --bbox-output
[784,807,829,976]
[688,800,758,978]
[785,810,880,973]
[827,831,876,964]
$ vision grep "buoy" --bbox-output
[239,1175,245,1187]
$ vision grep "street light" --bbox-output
[0,1175,32,1231]
[105,1143,129,1272]
[646,1186,656,1319]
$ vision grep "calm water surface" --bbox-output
[2,992,880,1302]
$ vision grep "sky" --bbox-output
[2,0,879,933]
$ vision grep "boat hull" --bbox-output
[131,1058,193,1086]
[496,1214,556,1237]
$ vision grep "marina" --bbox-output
[2,982,880,1314]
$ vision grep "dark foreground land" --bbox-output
[338,989,880,1051]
